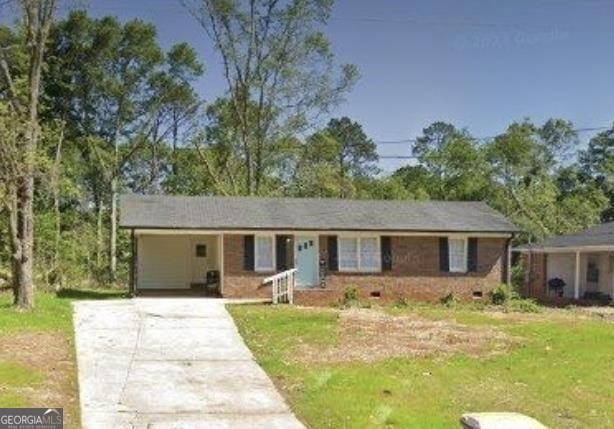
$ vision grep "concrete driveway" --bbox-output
[73,298,304,429]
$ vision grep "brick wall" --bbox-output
[221,234,273,299]
[221,233,509,305]
[310,235,506,305]
[521,252,547,299]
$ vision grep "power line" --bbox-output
[373,125,611,146]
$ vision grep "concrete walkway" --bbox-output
[73,298,304,429]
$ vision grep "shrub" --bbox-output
[341,286,360,308]
[490,284,519,305]
[511,262,526,290]
[440,292,460,308]
[505,298,542,313]
[393,298,410,308]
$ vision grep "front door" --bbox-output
[295,236,318,287]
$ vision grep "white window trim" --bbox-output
[338,234,382,273]
[254,234,276,272]
[448,236,468,273]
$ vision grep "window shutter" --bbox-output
[328,236,338,271]
[244,235,254,271]
[439,237,449,272]
[276,235,288,271]
[468,238,478,272]
[381,236,392,271]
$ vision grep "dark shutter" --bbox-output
[328,236,338,271]
[468,238,478,272]
[276,235,288,271]
[439,237,449,272]
[381,236,392,271]
[243,235,254,271]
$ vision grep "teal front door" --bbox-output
[295,236,318,287]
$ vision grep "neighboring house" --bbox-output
[516,222,614,302]
[119,195,518,305]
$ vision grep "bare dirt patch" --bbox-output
[0,332,79,427]
[295,308,518,363]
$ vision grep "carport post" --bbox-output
[129,229,136,296]
[574,250,580,300]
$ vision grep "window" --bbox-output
[449,237,467,273]
[338,236,381,272]
[195,244,207,257]
[339,237,359,271]
[255,235,274,271]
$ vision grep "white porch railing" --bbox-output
[264,268,297,304]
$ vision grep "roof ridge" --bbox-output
[120,193,487,205]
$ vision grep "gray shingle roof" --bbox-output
[119,194,518,233]
[518,222,614,250]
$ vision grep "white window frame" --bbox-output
[338,234,381,273]
[448,236,468,273]
[254,234,276,272]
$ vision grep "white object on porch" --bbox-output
[264,268,297,304]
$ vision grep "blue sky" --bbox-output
[8,0,614,171]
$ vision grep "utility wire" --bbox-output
[373,125,611,145]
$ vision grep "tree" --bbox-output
[293,117,378,198]
[403,122,491,201]
[486,120,606,241]
[183,0,358,195]
[46,11,202,281]
[0,0,58,309]
[581,125,614,220]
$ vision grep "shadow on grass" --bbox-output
[56,288,128,300]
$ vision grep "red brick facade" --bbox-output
[221,234,273,299]
[520,252,547,299]
[221,233,509,306]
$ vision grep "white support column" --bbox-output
[574,251,581,299]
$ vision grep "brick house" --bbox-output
[120,195,518,305]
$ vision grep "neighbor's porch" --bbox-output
[526,247,614,301]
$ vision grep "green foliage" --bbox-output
[341,286,360,308]
[440,292,460,308]
[490,284,519,305]
[505,298,542,313]
[511,261,526,290]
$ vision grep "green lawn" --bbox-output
[0,289,126,427]
[228,303,614,429]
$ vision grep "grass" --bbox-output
[0,288,127,428]
[228,303,614,429]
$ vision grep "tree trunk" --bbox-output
[96,196,103,267]
[52,126,63,284]
[15,175,35,309]
[7,196,19,305]
[172,110,179,177]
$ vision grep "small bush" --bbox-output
[394,298,410,308]
[490,284,519,305]
[440,292,460,308]
[505,298,542,313]
[341,286,360,308]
